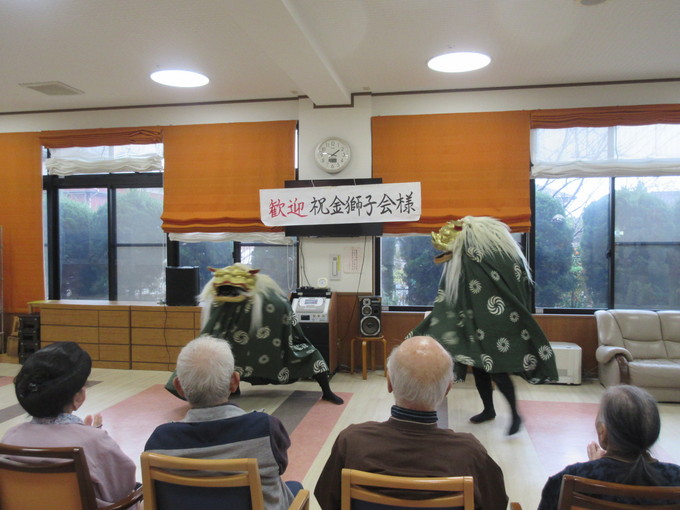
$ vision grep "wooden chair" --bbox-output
[340,468,474,509]
[0,443,143,510]
[140,451,310,510]
[557,474,680,509]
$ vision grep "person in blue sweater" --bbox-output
[538,384,680,510]
[146,335,302,510]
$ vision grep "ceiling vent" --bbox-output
[20,81,84,96]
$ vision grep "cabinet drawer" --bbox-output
[41,325,98,343]
[99,327,130,344]
[99,310,130,327]
[99,344,130,361]
[40,308,98,327]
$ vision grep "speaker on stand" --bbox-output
[359,296,382,337]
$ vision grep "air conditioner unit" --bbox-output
[549,342,582,385]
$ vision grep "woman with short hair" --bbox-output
[2,342,138,508]
[538,384,680,509]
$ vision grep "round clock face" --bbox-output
[315,137,351,173]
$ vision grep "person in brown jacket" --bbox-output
[314,335,508,510]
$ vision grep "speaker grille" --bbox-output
[359,296,382,336]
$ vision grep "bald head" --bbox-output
[387,336,453,411]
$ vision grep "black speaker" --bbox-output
[166,266,200,306]
[359,296,382,337]
[18,314,40,364]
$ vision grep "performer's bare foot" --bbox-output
[507,414,522,435]
[469,410,496,423]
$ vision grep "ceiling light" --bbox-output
[427,52,491,73]
[150,70,209,87]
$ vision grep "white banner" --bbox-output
[260,182,421,226]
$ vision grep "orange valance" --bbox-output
[162,121,296,233]
[530,104,680,129]
[0,132,44,313]
[372,111,531,233]
[40,126,163,148]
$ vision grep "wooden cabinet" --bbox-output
[131,305,201,371]
[39,301,201,370]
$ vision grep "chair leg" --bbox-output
[382,338,387,377]
[350,339,356,375]
[362,341,368,380]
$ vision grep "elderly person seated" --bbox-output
[538,384,680,510]
[314,335,508,510]
[1,341,138,507]
[145,335,303,510]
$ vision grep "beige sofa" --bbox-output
[595,309,680,403]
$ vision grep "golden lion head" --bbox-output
[209,264,260,302]
[431,219,463,264]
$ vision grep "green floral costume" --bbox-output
[199,293,329,385]
[410,221,558,384]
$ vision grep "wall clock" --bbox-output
[315,137,351,173]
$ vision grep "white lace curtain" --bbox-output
[531,124,680,178]
[45,143,163,175]
[169,232,295,245]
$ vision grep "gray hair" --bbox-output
[598,385,662,484]
[387,336,453,410]
[176,336,235,407]
[598,384,660,456]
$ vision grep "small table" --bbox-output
[350,335,387,380]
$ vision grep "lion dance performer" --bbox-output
[166,263,343,405]
[409,216,558,434]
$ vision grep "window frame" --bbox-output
[43,172,165,300]
[531,176,680,313]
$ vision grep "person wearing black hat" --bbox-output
[1,342,138,507]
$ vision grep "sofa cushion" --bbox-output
[659,311,680,358]
[629,359,680,387]
[622,338,669,360]
[609,310,668,359]
[610,310,663,340]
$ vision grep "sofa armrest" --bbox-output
[596,345,633,364]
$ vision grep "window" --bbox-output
[44,173,165,301]
[379,236,440,307]
[532,125,680,311]
[179,241,298,295]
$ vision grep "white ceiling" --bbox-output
[3,0,680,114]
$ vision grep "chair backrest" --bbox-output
[557,474,680,510]
[140,451,265,510]
[0,443,97,510]
[340,468,474,510]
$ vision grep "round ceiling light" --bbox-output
[427,52,491,73]
[150,70,209,87]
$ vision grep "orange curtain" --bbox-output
[0,132,44,313]
[162,121,296,233]
[40,126,163,148]
[530,104,680,129]
[372,111,531,233]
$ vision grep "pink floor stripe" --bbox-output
[521,400,675,476]
[282,392,353,483]
[100,385,189,465]
[0,376,13,387]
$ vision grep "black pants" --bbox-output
[471,367,518,416]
